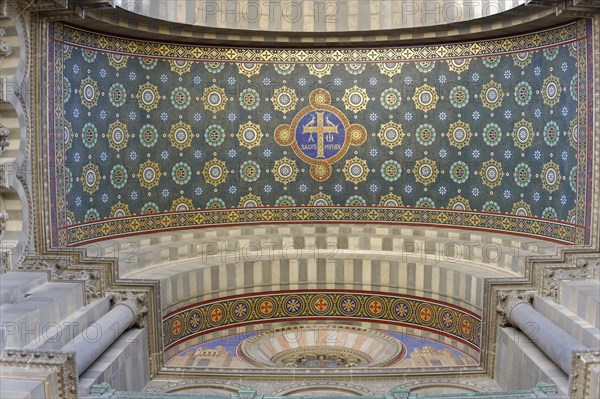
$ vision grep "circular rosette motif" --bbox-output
[139,124,158,148]
[416,123,436,146]
[172,162,192,185]
[239,194,263,208]
[380,88,402,110]
[141,202,159,214]
[170,87,191,110]
[512,52,532,68]
[379,193,403,207]
[365,297,386,318]
[81,163,100,195]
[440,310,455,330]
[81,123,98,148]
[204,62,224,73]
[543,121,560,146]
[512,119,534,150]
[310,162,333,181]
[110,201,130,218]
[188,310,202,332]
[412,84,438,112]
[81,49,97,63]
[273,157,298,184]
[480,159,503,189]
[482,200,500,213]
[514,81,532,106]
[64,169,73,194]
[136,82,160,112]
[108,83,126,107]
[309,192,333,206]
[542,75,561,107]
[381,160,402,182]
[139,57,157,70]
[79,76,99,109]
[237,62,261,77]
[239,160,261,183]
[568,118,578,149]
[272,86,298,114]
[170,196,194,212]
[202,158,228,187]
[346,195,366,206]
[542,207,558,220]
[231,301,250,321]
[345,63,366,75]
[309,88,331,106]
[63,77,71,103]
[449,85,469,108]
[169,122,193,150]
[480,80,503,110]
[64,120,74,150]
[272,125,291,147]
[274,63,295,75]
[275,195,296,207]
[343,157,369,184]
[413,157,439,186]
[570,75,578,101]
[447,58,470,74]
[513,163,531,188]
[107,53,128,70]
[138,160,161,190]
[541,161,561,193]
[378,121,405,148]
[107,121,129,152]
[307,63,333,78]
[482,123,502,146]
[415,61,435,73]
[482,56,501,68]
[511,200,532,217]
[237,122,263,149]
[84,208,100,222]
[416,197,435,208]
[169,59,192,75]
[569,166,577,192]
[448,195,471,211]
[110,164,128,189]
[416,304,435,324]
[204,124,225,147]
[449,161,469,184]
[447,120,472,149]
[206,198,225,209]
[543,47,559,60]
[377,62,402,77]
[239,88,260,111]
[202,84,227,113]
[342,86,369,113]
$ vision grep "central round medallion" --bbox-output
[238,324,406,369]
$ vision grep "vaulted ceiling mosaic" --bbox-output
[47,20,593,246]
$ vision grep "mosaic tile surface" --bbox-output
[47,20,593,245]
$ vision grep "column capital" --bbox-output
[109,291,149,328]
[0,40,12,58]
[496,290,535,327]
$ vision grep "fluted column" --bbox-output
[497,290,587,374]
[61,292,147,376]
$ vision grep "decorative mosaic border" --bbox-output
[56,22,580,62]
[63,207,578,246]
[163,290,482,351]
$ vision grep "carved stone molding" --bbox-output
[0,348,78,399]
[0,40,11,57]
[109,290,149,328]
[18,257,103,302]
[541,255,599,300]
[496,290,535,327]
[569,349,600,399]
[0,123,8,150]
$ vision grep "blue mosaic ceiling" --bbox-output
[48,20,593,245]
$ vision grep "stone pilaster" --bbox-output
[569,350,600,399]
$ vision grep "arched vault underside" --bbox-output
[90,224,557,373]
